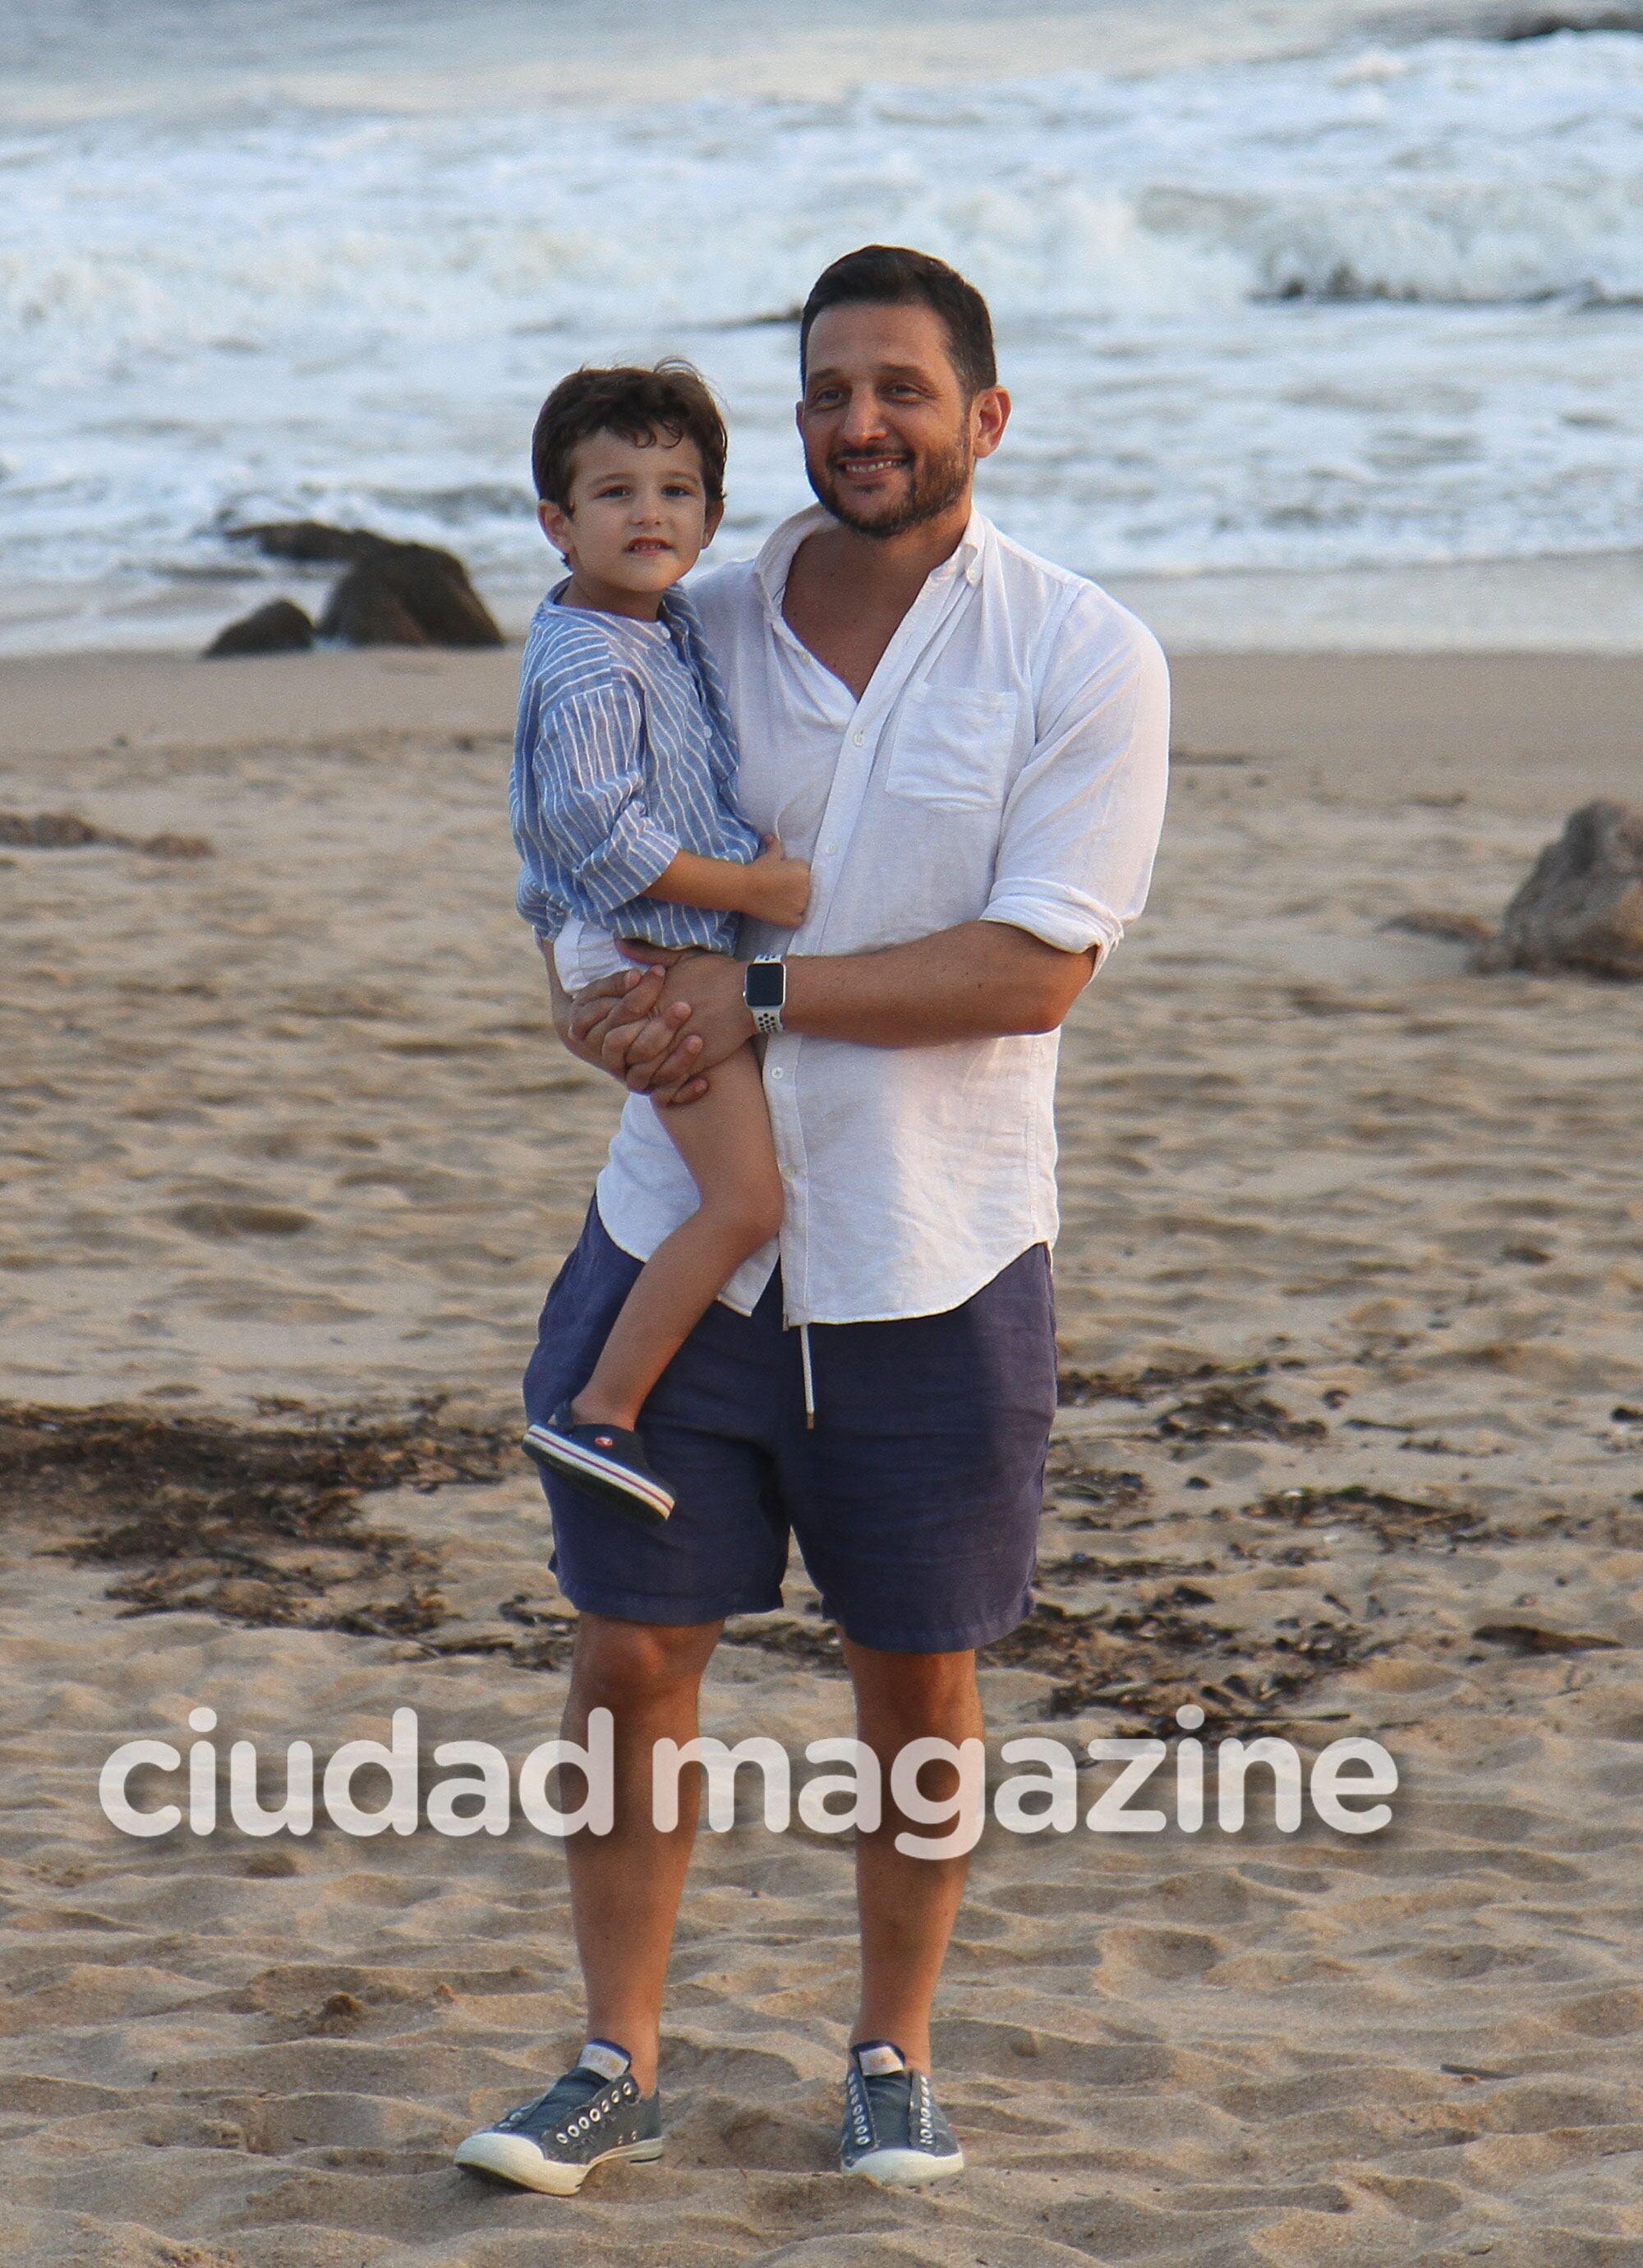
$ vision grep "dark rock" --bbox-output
[318,574,429,646]
[1493,7,1643,37]
[228,518,504,648]
[228,520,378,564]
[1475,800,1643,979]
[204,598,315,659]
[316,543,503,649]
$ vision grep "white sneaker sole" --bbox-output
[522,1424,674,1521]
[845,2144,965,2187]
[454,2129,664,2195]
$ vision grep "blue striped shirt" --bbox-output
[511,582,762,950]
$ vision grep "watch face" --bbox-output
[744,961,785,1010]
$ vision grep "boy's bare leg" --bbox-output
[572,1041,781,1430]
[843,1640,984,2072]
[562,1612,723,2093]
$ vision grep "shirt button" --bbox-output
[770,1067,785,1080]
[852,729,865,745]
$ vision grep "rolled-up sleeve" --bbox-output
[980,591,1171,966]
[514,678,681,927]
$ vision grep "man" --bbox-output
[456,245,1169,2196]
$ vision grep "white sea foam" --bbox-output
[2,26,1641,648]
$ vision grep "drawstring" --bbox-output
[798,1322,816,1430]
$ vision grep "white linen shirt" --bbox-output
[587,503,1171,1326]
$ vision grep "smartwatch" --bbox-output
[743,956,787,1037]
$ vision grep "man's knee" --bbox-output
[843,1640,978,1732]
[570,1612,720,1714]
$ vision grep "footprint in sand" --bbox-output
[168,1200,313,1238]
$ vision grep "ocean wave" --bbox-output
[4,36,1642,342]
[2,30,1642,617]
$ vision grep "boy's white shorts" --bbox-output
[551,918,638,991]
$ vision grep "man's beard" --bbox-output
[807,432,973,541]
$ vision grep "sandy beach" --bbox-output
[2,641,1642,2267]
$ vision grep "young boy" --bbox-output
[510,361,808,1522]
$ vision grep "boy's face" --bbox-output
[538,429,723,607]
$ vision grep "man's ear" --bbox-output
[537,497,573,559]
[970,386,1011,463]
[701,498,726,549]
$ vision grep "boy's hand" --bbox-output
[739,835,811,929]
[542,945,711,1104]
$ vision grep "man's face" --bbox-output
[796,301,1008,541]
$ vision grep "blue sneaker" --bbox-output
[840,2040,964,2186]
[454,2039,662,2195]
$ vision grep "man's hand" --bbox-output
[542,945,713,1106]
[614,943,757,1097]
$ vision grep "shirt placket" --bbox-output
[762,554,975,1326]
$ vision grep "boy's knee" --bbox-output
[701,1177,784,1254]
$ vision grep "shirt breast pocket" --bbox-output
[882,688,1020,814]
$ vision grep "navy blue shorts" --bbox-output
[522,1200,1057,1653]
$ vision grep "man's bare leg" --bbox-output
[561,1612,722,2092]
[843,1640,983,2072]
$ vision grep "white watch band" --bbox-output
[748,955,786,1037]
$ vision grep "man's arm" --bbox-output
[561,922,1093,1104]
[642,920,1091,1043]
[789,922,1096,1042]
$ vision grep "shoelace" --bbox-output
[498,2068,607,2137]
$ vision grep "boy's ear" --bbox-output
[701,498,726,549]
[537,497,573,559]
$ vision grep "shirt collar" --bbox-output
[548,575,672,638]
[752,501,990,617]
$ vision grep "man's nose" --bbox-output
[836,389,890,445]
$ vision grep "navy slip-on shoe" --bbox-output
[454,2040,663,2196]
[840,2040,964,2186]
[522,1401,674,1525]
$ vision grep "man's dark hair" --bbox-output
[532,361,727,508]
[799,246,997,399]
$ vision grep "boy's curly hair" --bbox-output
[532,361,727,510]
